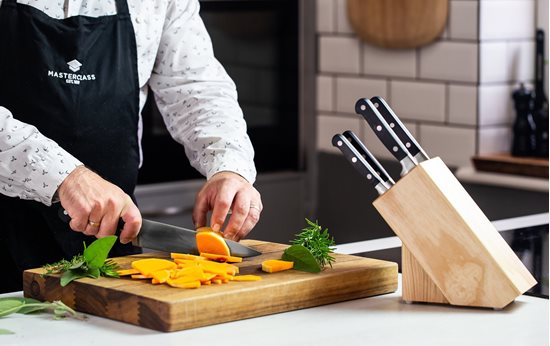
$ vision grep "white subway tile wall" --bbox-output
[420,125,477,166]
[316,0,538,167]
[317,114,362,153]
[317,75,334,112]
[316,0,334,33]
[391,80,446,122]
[335,77,387,114]
[478,126,513,154]
[419,41,478,82]
[449,84,478,126]
[362,45,417,78]
[319,36,361,74]
[449,1,478,40]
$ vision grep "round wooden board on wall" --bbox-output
[347,0,449,49]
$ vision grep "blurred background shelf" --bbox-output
[472,153,549,179]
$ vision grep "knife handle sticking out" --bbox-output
[355,98,418,176]
[342,130,395,186]
[370,96,430,163]
[332,134,391,195]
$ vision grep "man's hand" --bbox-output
[192,171,262,241]
[57,165,142,244]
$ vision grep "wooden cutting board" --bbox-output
[23,240,398,332]
[347,0,448,49]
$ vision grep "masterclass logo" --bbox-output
[47,59,96,85]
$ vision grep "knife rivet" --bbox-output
[393,146,398,152]
[360,105,366,111]
[337,140,342,146]
[376,125,382,131]
[406,142,411,148]
[352,157,357,163]
[390,123,395,128]
[367,174,372,179]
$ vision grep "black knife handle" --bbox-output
[370,96,429,161]
[342,130,395,185]
[355,98,410,162]
[332,134,386,192]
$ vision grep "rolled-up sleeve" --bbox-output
[0,107,82,205]
[148,0,257,184]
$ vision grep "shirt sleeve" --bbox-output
[148,0,257,184]
[0,106,83,205]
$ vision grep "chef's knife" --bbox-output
[58,208,261,258]
[370,96,430,163]
[342,130,395,186]
[332,133,391,195]
[355,98,418,176]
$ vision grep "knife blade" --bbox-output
[355,98,418,176]
[58,208,261,258]
[370,96,430,163]
[332,133,391,195]
[342,130,395,186]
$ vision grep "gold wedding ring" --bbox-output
[249,204,261,211]
[88,220,101,228]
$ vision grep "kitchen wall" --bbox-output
[316,0,548,167]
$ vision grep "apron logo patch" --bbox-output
[47,59,96,85]
[67,59,82,72]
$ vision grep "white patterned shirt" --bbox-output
[0,0,256,205]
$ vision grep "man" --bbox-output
[0,0,262,293]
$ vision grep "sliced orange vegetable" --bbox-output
[167,279,201,289]
[233,275,262,281]
[170,253,206,261]
[200,252,243,263]
[151,269,171,284]
[196,228,230,256]
[116,268,140,276]
[132,258,177,276]
[131,274,151,279]
[262,259,294,273]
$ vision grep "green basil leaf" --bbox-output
[86,267,100,279]
[282,244,321,273]
[60,269,86,287]
[0,328,14,335]
[0,298,25,317]
[83,236,117,269]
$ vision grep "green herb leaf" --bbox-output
[291,219,335,268]
[0,328,14,335]
[282,244,321,273]
[60,269,87,287]
[16,298,45,314]
[83,235,117,269]
[0,298,25,317]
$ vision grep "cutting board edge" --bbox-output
[22,247,399,332]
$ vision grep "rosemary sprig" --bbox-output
[291,218,336,268]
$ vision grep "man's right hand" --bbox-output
[57,165,142,244]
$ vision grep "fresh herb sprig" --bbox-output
[282,218,336,273]
[0,297,86,321]
[42,236,120,286]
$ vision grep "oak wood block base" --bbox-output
[374,157,536,308]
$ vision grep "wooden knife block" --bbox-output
[373,157,537,308]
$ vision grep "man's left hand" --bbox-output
[192,171,262,241]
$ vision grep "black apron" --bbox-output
[0,0,142,293]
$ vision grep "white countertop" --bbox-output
[1,275,548,346]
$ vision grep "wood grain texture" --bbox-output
[402,246,448,304]
[347,0,448,49]
[472,153,549,178]
[23,240,398,332]
[373,157,537,308]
